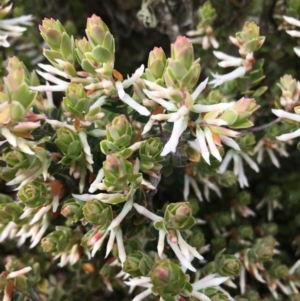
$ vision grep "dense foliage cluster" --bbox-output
[2,1,300,301]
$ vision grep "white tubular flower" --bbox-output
[160,115,188,156]
[253,139,289,168]
[184,174,203,202]
[115,65,150,116]
[79,131,94,172]
[272,109,300,141]
[0,128,34,155]
[210,66,246,87]
[142,78,209,153]
[219,150,259,188]
[29,66,70,92]
[89,168,104,193]
[125,277,153,301]
[0,4,33,47]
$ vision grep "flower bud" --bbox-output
[267,186,282,199]
[214,250,241,277]
[278,75,298,100]
[200,288,228,301]
[103,155,133,191]
[220,98,260,129]
[123,251,153,277]
[164,202,195,230]
[82,200,112,227]
[139,137,163,172]
[197,1,217,26]
[249,236,275,262]
[18,181,51,208]
[14,275,28,293]
[100,264,114,278]
[145,47,167,84]
[39,18,66,51]
[85,14,115,66]
[201,262,216,275]
[164,36,200,90]
[260,223,278,236]
[214,212,232,228]
[0,202,24,223]
[61,198,84,223]
[244,290,261,301]
[106,115,133,148]
[269,262,288,279]
[235,21,265,52]
[211,236,227,254]
[237,225,254,239]
[63,83,91,119]
[236,191,251,206]
[55,128,83,162]
[41,226,71,252]
[3,57,37,122]
[150,259,186,296]
[188,229,205,249]
[81,226,105,249]
[3,150,29,169]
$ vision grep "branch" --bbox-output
[238,117,281,134]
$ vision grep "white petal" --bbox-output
[276,128,300,141]
[122,65,144,88]
[38,63,69,78]
[158,229,166,258]
[286,30,300,37]
[220,135,240,150]
[191,77,209,100]
[107,201,133,231]
[167,105,189,122]
[210,36,219,49]
[133,203,163,222]
[266,149,280,168]
[204,127,222,162]
[143,89,177,111]
[294,47,300,57]
[196,128,210,164]
[168,240,196,272]
[120,93,150,116]
[240,153,259,172]
[116,228,126,263]
[192,102,234,113]
[36,69,69,85]
[29,84,68,92]
[161,116,188,156]
[210,67,246,87]
[183,174,190,201]
[89,168,104,193]
[272,109,300,122]
[132,288,152,301]
[141,117,155,135]
[1,128,16,146]
[7,267,32,279]
[213,51,241,61]
[189,176,203,201]
[191,290,211,301]
[283,15,300,27]
[192,274,229,290]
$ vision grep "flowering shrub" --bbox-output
[2,1,300,301]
